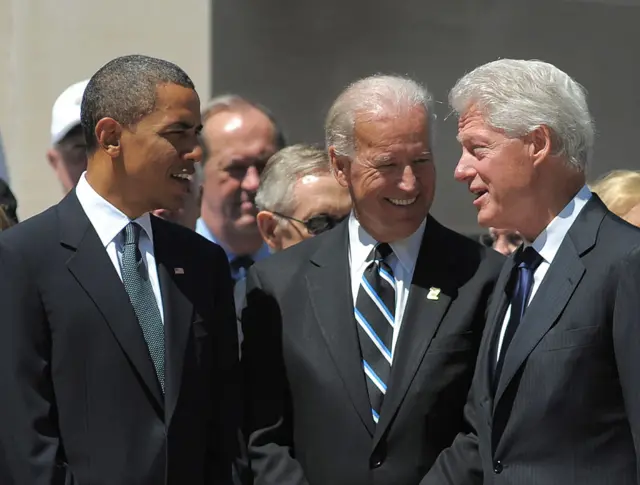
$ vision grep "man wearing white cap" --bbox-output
[46,80,89,193]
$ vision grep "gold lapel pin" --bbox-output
[427,287,441,300]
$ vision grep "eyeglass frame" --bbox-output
[270,210,347,236]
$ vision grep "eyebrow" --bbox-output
[163,121,203,133]
[456,134,488,145]
[372,154,392,163]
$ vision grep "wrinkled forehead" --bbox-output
[353,107,430,153]
[456,105,507,143]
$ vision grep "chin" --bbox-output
[477,209,504,229]
[235,217,259,233]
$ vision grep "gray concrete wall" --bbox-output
[0,0,211,219]
[212,0,640,234]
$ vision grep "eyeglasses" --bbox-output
[271,211,347,236]
[480,232,523,248]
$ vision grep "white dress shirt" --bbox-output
[495,185,592,360]
[75,172,165,323]
[348,213,427,359]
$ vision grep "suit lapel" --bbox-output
[493,196,606,409]
[60,192,164,411]
[152,217,194,426]
[373,217,454,446]
[481,254,517,410]
[306,221,375,436]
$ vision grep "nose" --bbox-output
[454,154,476,182]
[242,165,260,192]
[398,165,417,192]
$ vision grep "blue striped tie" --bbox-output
[355,243,395,424]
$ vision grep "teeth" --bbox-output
[172,173,192,181]
[388,197,417,206]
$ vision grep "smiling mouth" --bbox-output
[387,197,417,206]
[473,190,488,199]
[171,173,192,181]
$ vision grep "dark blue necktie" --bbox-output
[493,247,543,388]
[354,243,396,425]
[230,255,254,282]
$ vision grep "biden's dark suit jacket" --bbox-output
[240,216,504,485]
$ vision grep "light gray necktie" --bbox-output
[121,222,165,393]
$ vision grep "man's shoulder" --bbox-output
[588,211,640,262]
[428,217,505,272]
[0,204,59,250]
[251,228,336,285]
[152,216,227,261]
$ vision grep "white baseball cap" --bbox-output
[50,79,89,145]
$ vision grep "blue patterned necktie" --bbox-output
[121,222,165,393]
[354,243,396,425]
[493,246,543,388]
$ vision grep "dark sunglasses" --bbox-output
[480,232,523,248]
[272,211,347,236]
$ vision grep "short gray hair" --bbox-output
[449,59,595,171]
[325,74,435,157]
[81,54,195,154]
[255,144,330,214]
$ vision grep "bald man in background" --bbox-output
[197,95,286,282]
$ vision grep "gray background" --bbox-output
[212,0,640,234]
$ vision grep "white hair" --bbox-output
[255,144,331,215]
[325,74,435,157]
[449,59,595,171]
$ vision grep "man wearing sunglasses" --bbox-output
[240,75,504,485]
[255,144,351,252]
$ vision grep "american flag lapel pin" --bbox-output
[174,267,185,275]
[427,287,441,300]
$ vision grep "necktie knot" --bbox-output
[124,222,141,247]
[231,255,254,272]
[370,243,392,263]
[517,247,542,271]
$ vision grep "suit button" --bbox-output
[370,448,386,469]
[493,461,503,474]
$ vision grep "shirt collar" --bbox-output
[528,184,592,265]
[195,217,270,263]
[75,172,153,247]
[348,211,427,273]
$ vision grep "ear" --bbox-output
[256,210,281,251]
[95,117,123,158]
[328,146,349,188]
[528,125,552,167]
[46,148,60,169]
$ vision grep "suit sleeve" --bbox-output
[612,245,640,475]
[421,247,503,485]
[207,246,242,485]
[240,268,310,485]
[0,239,67,485]
[419,382,484,485]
